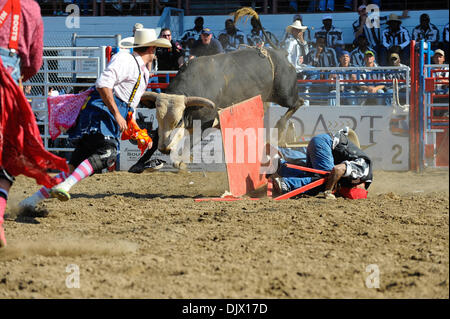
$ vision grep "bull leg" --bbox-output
[275,98,304,146]
[128,130,159,173]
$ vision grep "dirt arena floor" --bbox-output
[0,168,448,299]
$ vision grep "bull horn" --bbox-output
[184,96,216,109]
[140,91,159,109]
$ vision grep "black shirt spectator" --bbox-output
[247,16,279,48]
[190,28,224,58]
[314,14,344,50]
[350,35,376,67]
[305,36,338,67]
[412,14,440,50]
[156,28,184,71]
[380,14,411,66]
[179,16,205,51]
[352,5,381,52]
[217,19,246,53]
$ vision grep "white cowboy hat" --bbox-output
[286,20,308,33]
[119,28,171,49]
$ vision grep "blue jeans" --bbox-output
[0,47,21,84]
[281,134,334,191]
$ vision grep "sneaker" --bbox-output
[50,188,71,202]
[143,159,165,172]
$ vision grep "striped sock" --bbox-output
[54,159,94,193]
[20,171,68,208]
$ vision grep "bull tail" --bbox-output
[232,7,279,50]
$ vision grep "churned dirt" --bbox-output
[0,168,448,298]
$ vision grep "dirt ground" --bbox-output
[0,168,448,299]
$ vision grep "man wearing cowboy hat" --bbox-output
[284,19,310,73]
[314,14,344,50]
[270,127,373,200]
[380,13,411,66]
[46,28,171,202]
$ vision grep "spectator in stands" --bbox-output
[329,51,357,106]
[358,50,387,106]
[284,20,310,72]
[305,36,338,67]
[156,28,184,71]
[189,28,224,59]
[385,52,409,105]
[307,0,334,12]
[380,14,411,66]
[179,17,205,52]
[431,49,449,95]
[247,16,279,48]
[314,15,344,51]
[412,13,440,50]
[350,34,376,67]
[156,28,184,88]
[443,23,449,63]
[52,0,65,16]
[218,19,247,53]
[282,15,311,44]
[352,5,381,55]
[305,36,337,105]
[295,55,313,107]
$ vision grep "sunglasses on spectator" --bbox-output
[161,34,171,38]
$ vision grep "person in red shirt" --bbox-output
[0,0,68,248]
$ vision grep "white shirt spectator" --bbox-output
[96,51,149,109]
[284,34,310,72]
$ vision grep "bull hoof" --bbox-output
[173,161,187,171]
[128,162,145,174]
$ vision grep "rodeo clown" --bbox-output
[1,0,69,247]
[19,28,171,209]
[270,127,373,200]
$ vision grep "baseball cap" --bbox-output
[339,50,350,58]
[434,49,445,57]
[390,53,400,60]
[201,28,213,35]
[365,50,375,56]
[358,5,366,11]
[322,14,332,20]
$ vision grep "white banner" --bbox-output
[266,106,410,171]
[119,106,410,171]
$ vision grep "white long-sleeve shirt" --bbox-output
[96,51,149,109]
[284,34,310,73]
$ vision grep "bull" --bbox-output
[129,9,303,172]
[141,47,302,150]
